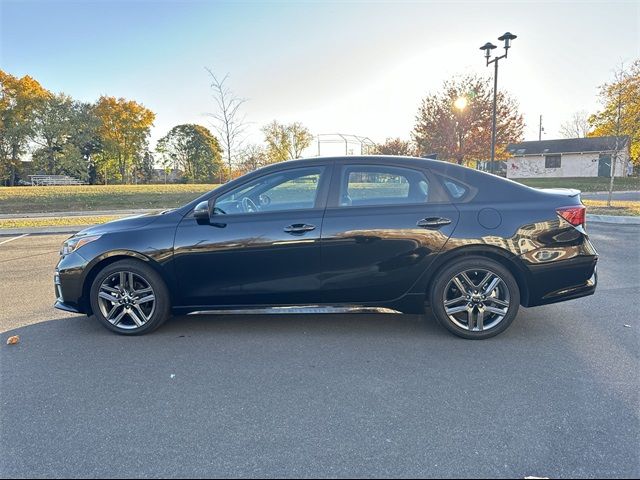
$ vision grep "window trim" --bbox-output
[432,173,478,203]
[327,163,448,209]
[207,164,333,218]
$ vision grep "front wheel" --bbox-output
[429,257,520,339]
[89,259,171,335]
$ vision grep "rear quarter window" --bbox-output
[443,179,467,199]
[436,175,478,202]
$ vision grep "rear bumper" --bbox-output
[522,253,598,307]
[529,265,597,306]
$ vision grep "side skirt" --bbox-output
[184,306,402,315]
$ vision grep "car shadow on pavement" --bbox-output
[1,311,450,346]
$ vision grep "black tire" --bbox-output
[89,259,171,335]
[429,256,520,339]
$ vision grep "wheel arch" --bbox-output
[80,251,167,315]
[415,245,531,307]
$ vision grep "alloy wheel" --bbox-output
[442,268,510,332]
[97,271,156,330]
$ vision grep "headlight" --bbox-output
[61,235,101,256]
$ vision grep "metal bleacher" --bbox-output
[29,175,86,186]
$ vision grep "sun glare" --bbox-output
[454,96,468,110]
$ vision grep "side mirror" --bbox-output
[193,201,210,224]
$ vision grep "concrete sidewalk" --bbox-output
[582,190,639,201]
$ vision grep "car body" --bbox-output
[55,155,598,338]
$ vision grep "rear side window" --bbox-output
[339,166,430,207]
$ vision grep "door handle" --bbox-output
[284,224,316,234]
[417,217,452,228]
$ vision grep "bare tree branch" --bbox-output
[559,111,591,138]
[205,67,248,179]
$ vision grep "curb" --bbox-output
[583,190,638,195]
[0,226,83,236]
[586,214,640,225]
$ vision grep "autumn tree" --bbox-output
[559,111,591,138]
[589,60,639,165]
[413,74,524,165]
[28,94,103,182]
[262,120,313,163]
[206,69,247,177]
[0,70,51,185]
[31,93,82,177]
[94,96,155,184]
[135,150,156,184]
[589,60,640,205]
[71,102,103,184]
[157,124,224,183]
[374,138,416,156]
[236,144,269,175]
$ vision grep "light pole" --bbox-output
[480,31,517,174]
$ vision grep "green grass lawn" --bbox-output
[0,184,218,214]
[514,176,640,192]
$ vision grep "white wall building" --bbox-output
[506,136,630,179]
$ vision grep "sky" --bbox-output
[1,0,639,154]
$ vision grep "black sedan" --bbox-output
[54,156,598,339]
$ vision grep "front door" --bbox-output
[598,154,611,177]
[319,163,459,304]
[173,165,331,307]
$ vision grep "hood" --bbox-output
[76,212,163,236]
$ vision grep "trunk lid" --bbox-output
[537,188,581,198]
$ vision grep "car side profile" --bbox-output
[54,156,598,339]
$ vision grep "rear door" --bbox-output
[319,162,459,304]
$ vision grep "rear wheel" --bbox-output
[89,259,170,335]
[429,256,520,339]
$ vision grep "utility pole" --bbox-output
[539,115,544,141]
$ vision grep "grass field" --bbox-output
[582,200,640,216]
[514,176,640,192]
[0,184,217,214]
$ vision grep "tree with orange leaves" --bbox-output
[413,74,524,166]
[93,96,155,184]
[0,70,51,185]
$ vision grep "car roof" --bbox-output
[269,155,460,171]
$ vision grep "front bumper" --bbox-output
[53,251,89,314]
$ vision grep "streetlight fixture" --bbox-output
[480,31,517,174]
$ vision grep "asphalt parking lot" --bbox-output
[0,224,638,478]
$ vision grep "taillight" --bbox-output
[557,205,586,227]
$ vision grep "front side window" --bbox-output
[545,154,561,168]
[339,166,430,207]
[215,167,325,215]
